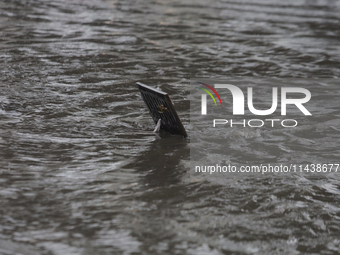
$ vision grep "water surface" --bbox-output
[0,0,340,254]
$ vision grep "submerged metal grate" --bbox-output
[136,82,187,138]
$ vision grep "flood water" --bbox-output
[0,0,340,254]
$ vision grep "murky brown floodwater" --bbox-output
[0,0,340,254]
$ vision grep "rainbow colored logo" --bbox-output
[196,82,222,106]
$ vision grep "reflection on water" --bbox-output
[0,0,340,254]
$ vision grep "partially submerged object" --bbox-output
[136,82,188,138]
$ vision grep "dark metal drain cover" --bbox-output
[136,82,188,138]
